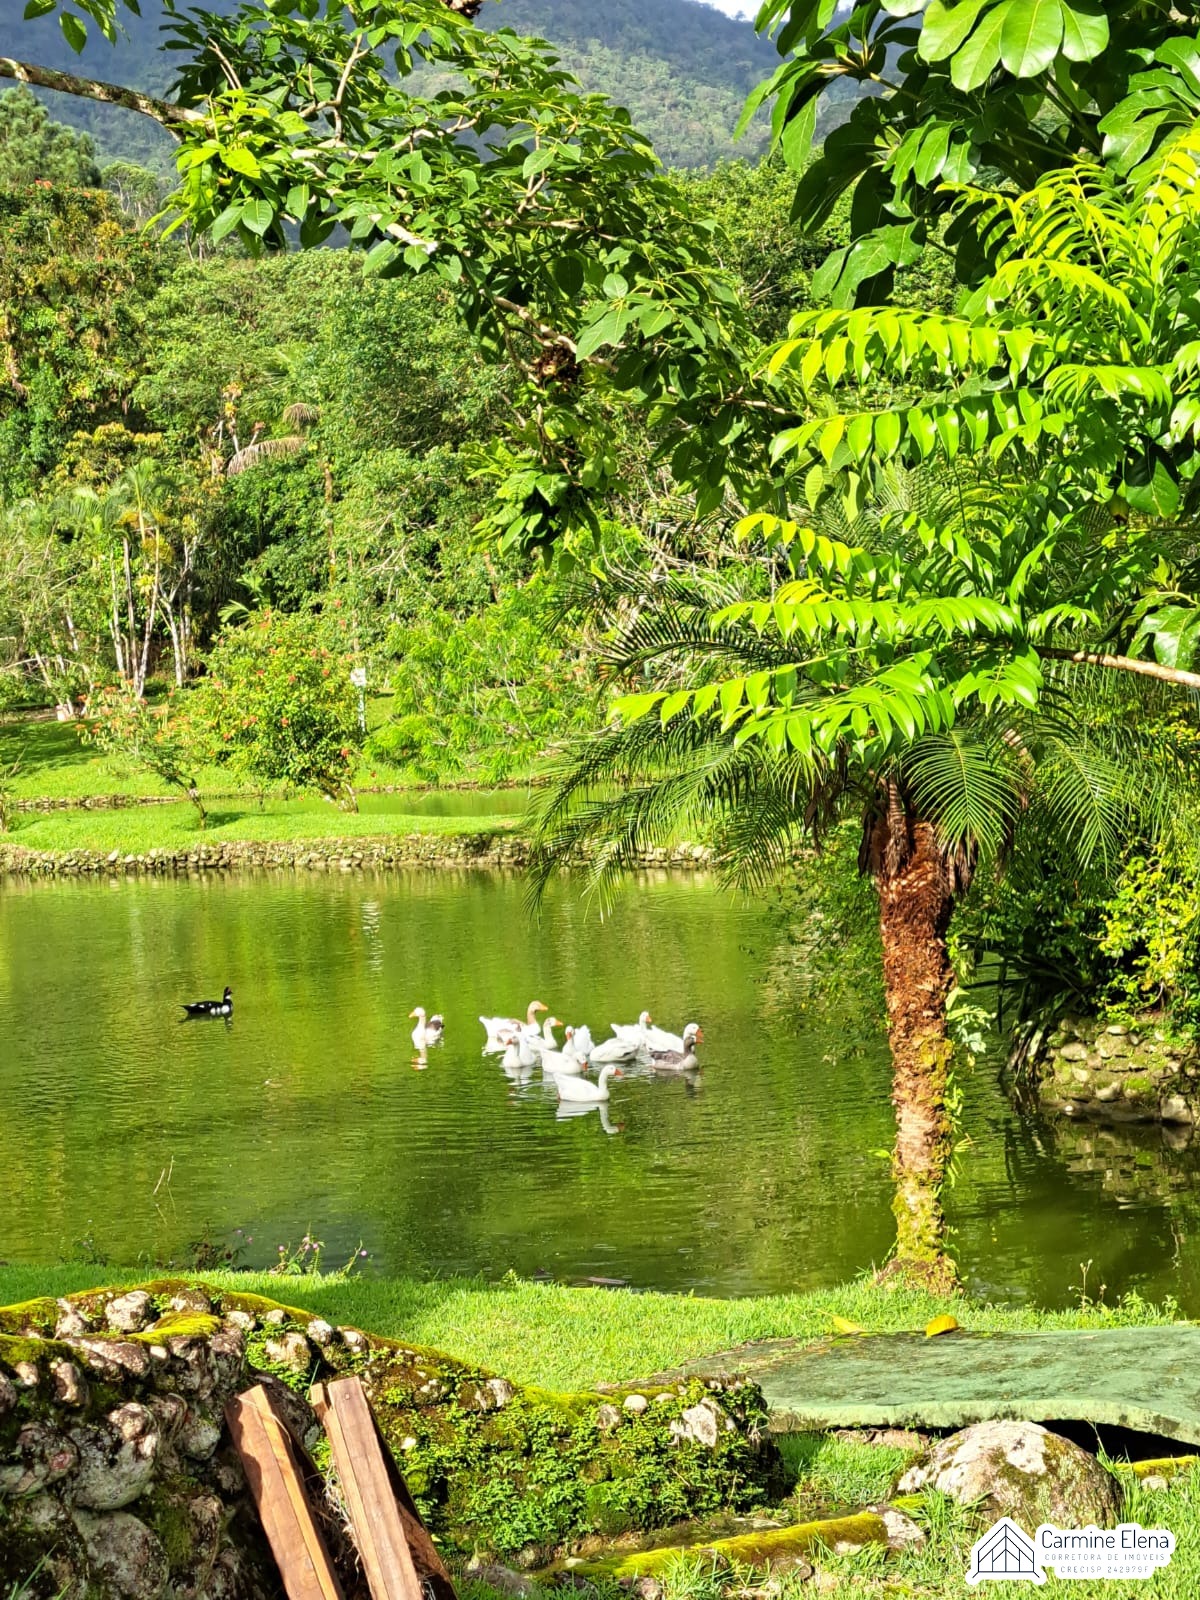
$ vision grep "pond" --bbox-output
[0,869,1192,1308]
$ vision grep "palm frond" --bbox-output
[226,436,307,476]
[282,402,320,427]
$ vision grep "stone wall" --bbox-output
[0,837,714,879]
[1033,1016,1198,1126]
[1,1281,777,1597]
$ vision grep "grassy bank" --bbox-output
[0,702,412,799]
[0,1267,1181,1391]
[0,799,518,854]
[0,703,538,804]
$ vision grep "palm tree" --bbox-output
[527,480,1198,1288]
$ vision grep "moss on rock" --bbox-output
[1,1279,782,1572]
[566,1511,895,1580]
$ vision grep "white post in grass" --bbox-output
[350,666,367,734]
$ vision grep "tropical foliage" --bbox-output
[746,0,1200,302]
[10,0,1200,1284]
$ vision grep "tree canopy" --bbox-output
[0,83,99,185]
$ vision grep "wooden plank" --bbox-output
[226,1385,344,1600]
[313,1378,429,1600]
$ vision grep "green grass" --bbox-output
[0,1267,1182,1390]
[0,697,412,799]
[0,701,538,803]
[0,799,517,854]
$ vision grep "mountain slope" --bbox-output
[0,0,780,173]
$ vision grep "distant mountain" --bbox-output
[0,0,785,173]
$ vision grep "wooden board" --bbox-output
[226,1384,344,1600]
[313,1376,456,1600]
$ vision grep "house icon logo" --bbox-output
[966,1517,1045,1584]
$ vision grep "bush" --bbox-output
[192,610,361,807]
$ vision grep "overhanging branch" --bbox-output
[0,56,207,129]
[1038,646,1200,693]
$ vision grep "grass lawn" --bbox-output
[0,1266,1181,1391]
[0,697,436,802]
[0,799,518,854]
[2,1267,1195,1596]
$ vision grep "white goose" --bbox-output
[501,1037,534,1083]
[409,1008,444,1052]
[570,1024,596,1059]
[591,1032,642,1064]
[609,1010,653,1050]
[645,1018,700,1055]
[556,1065,623,1103]
[480,1000,547,1054]
[537,1019,587,1077]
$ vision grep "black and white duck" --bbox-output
[181,986,232,1019]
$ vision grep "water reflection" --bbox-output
[2,868,1200,1308]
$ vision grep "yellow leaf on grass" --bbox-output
[830,1315,867,1336]
[925,1314,959,1338]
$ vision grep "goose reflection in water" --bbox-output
[556,1100,623,1135]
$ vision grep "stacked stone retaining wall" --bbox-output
[1033,1016,1199,1126]
[0,837,714,878]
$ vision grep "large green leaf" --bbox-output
[1058,0,1108,63]
[999,0,1064,80]
[920,0,990,62]
[239,197,274,237]
[950,4,1008,90]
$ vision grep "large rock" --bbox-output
[71,1404,160,1511]
[897,1420,1122,1528]
[72,1509,169,1600]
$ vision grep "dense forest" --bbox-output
[0,0,829,174]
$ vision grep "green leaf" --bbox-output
[552,255,585,297]
[364,238,400,274]
[59,9,87,50]
[914,124,952,185]
[950,4,1007,89]
[239,198,274,237]
[575,308,627,361]
[1058,0,1108,62]
[220,145,262,179]
[209,203,244,245]
[874,410,903,457]
[780,97,818,171]
[522,146,556,179]
[999,0,1063,80]
[920,0,989,62]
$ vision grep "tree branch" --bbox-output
[0,56,207,129]
[1038,646,1200,693]
[493,295,578,355]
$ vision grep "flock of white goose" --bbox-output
[407,1001,703,1104]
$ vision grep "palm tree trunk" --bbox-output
[868,805,958,1291]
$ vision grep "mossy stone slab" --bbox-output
[668,1327,1200,1444]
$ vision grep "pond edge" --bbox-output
[0,834,714,878]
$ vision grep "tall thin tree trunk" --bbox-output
[866,799,958,1292]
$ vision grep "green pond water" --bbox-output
[0,868,1195,1308]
